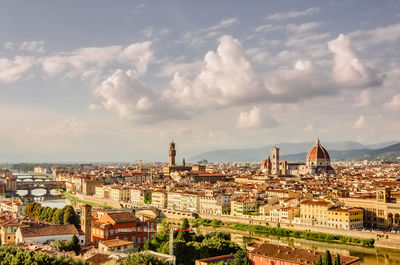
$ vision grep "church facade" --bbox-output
[260,139,335,176]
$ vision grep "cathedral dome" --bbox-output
[306,138,330,165]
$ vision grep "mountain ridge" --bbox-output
[189,141,400,162]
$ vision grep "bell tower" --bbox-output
[81,204,92,246]
[271,147,280,175]
[169,141,176,167]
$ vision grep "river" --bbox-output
[197,226,400,265]
[13,173,67,208]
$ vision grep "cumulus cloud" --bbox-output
[236,106,277,129]
[4,40,45,53]
[165,35,266,108]
[354,90,373,107]
[41,41,153,79]
[353,115,366,128]
[265,7,320,21]
[264,60,332,101]
[0,56,34,83]
[385,94,400,110]
[93,69,187,122]
[328,34,384,88]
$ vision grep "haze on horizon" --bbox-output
[0,0,399,163]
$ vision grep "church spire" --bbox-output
[316,138,320,145]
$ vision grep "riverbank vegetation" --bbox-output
[144,219,245,265]
[63,191,113,209]
[0,246,90,265]
[190,218,375,247]
[25,202,81,228]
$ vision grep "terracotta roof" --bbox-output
[100,239,133,248]
[19,224,78,238]
[300,200,331,206]
[249,242,360,265]
[105,212,137,224]
[196,254,234,263]
[86,253,112,265]
[306,138,330,162]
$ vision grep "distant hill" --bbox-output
[189,141,399,162]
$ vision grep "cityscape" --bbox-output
[0,1,400,265]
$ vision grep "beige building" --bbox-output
[300,200,332,227]
[231,198,258,217]
[95,185,111,199]
[110,186,130,201]
[151,190,167,208]
[340,187,400,229]
[82,179,103,196]
[98,239,134,253]
[130,189,143,205]
[167,191,183,211]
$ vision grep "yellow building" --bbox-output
[110,186,130,201]
[0,220,30,245]
[300,200,331,227]
[231,198,258,217]
[327,207,363,230]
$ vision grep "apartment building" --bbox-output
[327,207,364,230]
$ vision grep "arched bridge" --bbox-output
[15,181,66,197]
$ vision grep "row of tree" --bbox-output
[24,202,80,228]
[144,218,245,265]
[51,234,81,255]
[0,246,90,265]
[313,250,341,265]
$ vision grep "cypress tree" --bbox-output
[334,253,341,265]
[323,250,333,265]
[317,255,323,265]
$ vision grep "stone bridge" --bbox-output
[15,181,66,197]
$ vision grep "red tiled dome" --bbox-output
[306,138,330,162]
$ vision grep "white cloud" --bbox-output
[351,23,400,45]
[159,60,204,77]
[265,7,320,21]
[0,56,34,83]
[385,94,400,110]
[328,34,384,88]
[140,27,169,39]
[93,69,186,122]
[178,17,239,47]
[286,22,321,34]
[265,60,332,101]
[165,35,266,108]
[353,115,366,128]
[354,90,373,107]
[4,41,45,53]
[207,17,239,32]
[236,106,277,129]
[41,41,153,79]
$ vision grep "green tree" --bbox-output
[323,250,333,265]
[122,252,169,265]
[232,249,250,265]
[70,234,81,255]
[334,254,341,265]
[63,206,80,228]
[317,255,323,265]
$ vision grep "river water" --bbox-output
[197,227,400,265]
[13,174,67,208]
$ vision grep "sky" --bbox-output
[0,0,400,162]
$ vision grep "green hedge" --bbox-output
[192,218,375,247]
